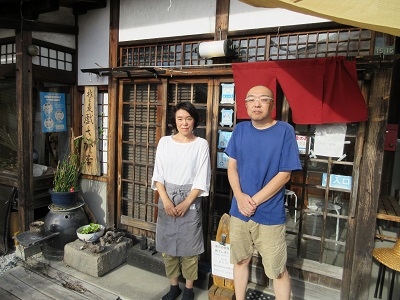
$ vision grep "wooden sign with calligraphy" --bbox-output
[81,86,101,175]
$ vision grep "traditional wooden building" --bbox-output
[0,1,399,299]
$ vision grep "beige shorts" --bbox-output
[162,253,199,280]
[229,216,287,279]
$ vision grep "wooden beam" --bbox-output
[16,30,34,231]
[107,0,119,228]
[343,66,393,300]
[213,0,230,64]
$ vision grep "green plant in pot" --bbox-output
[50,137,83,208]
[77,223,105,242]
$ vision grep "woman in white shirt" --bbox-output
[152,102,211,300]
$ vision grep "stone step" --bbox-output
[126,242,212,290]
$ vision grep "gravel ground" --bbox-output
[0,250,20,275]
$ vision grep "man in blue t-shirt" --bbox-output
[225,85,302,300]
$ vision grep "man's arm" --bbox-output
[227,157,257,217]
[252,171,291,206]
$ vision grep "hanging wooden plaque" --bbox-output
[81,86,100,175]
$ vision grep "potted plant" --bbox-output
[49,135,83,208]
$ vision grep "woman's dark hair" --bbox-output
[170,102,199,131]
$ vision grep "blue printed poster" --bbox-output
[40,92,67,132]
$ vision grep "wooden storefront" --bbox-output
[1,1,400,299]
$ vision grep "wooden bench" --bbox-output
[377,196,400,222]
[375,196,400,241]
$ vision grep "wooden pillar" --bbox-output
[341,65,394,299]
[16,30,34,231]
[107,0,120,228]
[213,0,230,65]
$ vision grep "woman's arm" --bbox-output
[155,181,178,218]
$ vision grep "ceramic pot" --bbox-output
[43,204,88,260]
[49,189,79,208]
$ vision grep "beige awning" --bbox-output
[239,0,400,37]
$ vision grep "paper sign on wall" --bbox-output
[220,83,235,104]
[211,241,234,279]
[313,124,347,158]
[218,131,232,149]
[40,92,67,133]
[296,135,307,154]
[217,152,229,169]
[220,109,234,127]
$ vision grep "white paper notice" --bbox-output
[211,241,234,279]
[313,124,347,158]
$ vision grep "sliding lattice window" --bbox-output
[120,82,162,231]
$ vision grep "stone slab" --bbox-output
[15,244,42,261]
[63,237,133,277]
[126,242,212,290]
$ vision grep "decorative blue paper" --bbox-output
[220,109,234,127]
[218,130,232,149]
[217,152,229,169]
[221,83,235,104]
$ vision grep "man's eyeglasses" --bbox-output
[245,96,274,104]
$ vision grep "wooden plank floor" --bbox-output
[0,265,121,300]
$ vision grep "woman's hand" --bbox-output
[175,200,191,217]
[163,199,178,218]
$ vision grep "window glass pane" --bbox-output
[0,79,17,169]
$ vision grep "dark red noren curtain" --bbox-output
[232,57,368,124]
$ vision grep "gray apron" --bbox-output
[156,182,204,257]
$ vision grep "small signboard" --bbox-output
[81,86,100,176]
[322,173,352,190]
[211,240,234,279]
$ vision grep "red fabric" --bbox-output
[232,57,368,124]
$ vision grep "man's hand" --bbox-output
[236,193,257,217]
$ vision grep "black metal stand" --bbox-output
[374,262,398,300]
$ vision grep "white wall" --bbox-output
[119,0,329,42]
[77,1,110,86]
[0,29,15,38]
[81,178,107,226]
[33,7,76,49]
[229,1,328,31]
[119,0,217,41]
